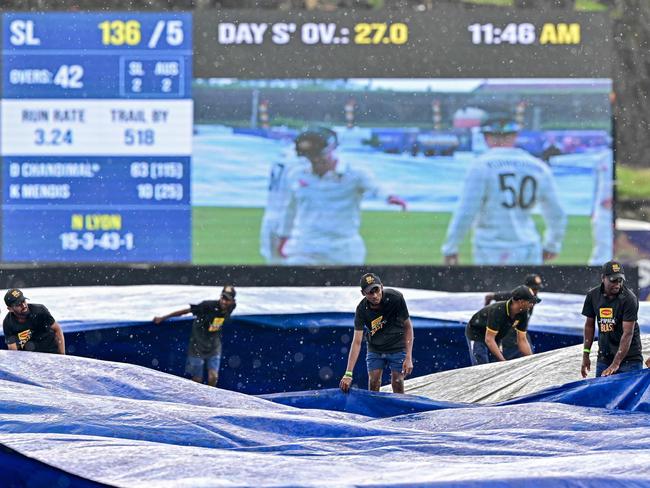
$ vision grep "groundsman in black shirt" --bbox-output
[466,285,539,365]
[3,288,65,354]
[484,273,543,360]
[154,285,236,387]
[581,261,643,378]
[339,273,414,394]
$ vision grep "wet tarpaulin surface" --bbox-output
[2,350,650,487]
[3,286,647,393]
[2,285,634,330]
[387,336,650,404]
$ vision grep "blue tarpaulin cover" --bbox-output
[5,286,642,393]
[2,350,650,487]
[2,286,650,485]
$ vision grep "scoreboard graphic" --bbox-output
[0,8,613,266]
[1,13,192,262]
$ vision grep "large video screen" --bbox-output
[0,9,614,265]
[193,78,613,265]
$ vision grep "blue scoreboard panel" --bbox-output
[1,13,192,262]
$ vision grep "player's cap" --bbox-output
[4,288,27,307]
[480,114,519,135]
[221,285,236,301]
[360,273,382,293]
[602,261,625,280]
[524,273,543,291]
[295,127,338,158]
[511,285,542,304]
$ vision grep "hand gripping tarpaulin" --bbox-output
[2,350,650,487]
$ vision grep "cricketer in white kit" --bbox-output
[276,127,406,265]
[442,117,567,265]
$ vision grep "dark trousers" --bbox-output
[466,337,491,366]
[595,360,643,377]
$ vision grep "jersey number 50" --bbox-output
[499,173,537,209]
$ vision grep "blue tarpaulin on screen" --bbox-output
[2,350,650,487]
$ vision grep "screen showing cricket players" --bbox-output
[192,77,613,266]
[1,7,613,266]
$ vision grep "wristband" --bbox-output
[583,348,591,354]
[344,371,353,378]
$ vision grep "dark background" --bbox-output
[0,263,632,294]
[194,7,612,78]
[0,7,621,290]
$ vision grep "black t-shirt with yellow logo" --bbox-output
[582,284,642,363]
[466,300,530,344]
[187,300,235,358]
[2,303,58,353]
[354,289,410,353]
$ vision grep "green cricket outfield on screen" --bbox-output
[191,77,612,267]
[192,207,592,265]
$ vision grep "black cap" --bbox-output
[524,273,543,291]
[360,273,382,293]
[511,285,542,304]
[480,114,519,135]
[4,288,27,307]
[602,261,625,280]
[221,285,236,300]
[295,128,338,158]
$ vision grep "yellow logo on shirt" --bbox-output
[600,322,614,333]
[17,329,32,348]
[370,316,385,336]
[208,317,225,332]
[598,307,615,333]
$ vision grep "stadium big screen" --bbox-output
[0,7,612,265]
